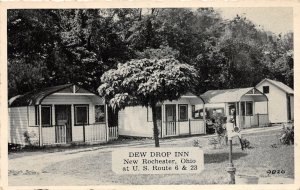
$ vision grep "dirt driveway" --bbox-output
[9,134,206,185]
[9,125,293,185]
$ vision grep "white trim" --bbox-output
[39,105,42,146]
[52,105,55,126]
[181,96,197,98]
[105,104,109,142]
[52,93,95,96]
[244,94,263,96]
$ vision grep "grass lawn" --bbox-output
[42,129,294,185]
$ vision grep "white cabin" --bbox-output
[256,78,294,123]
[201,87,269,128]
[118,93,206,138]
[8,84,117,147]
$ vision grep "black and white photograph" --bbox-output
[1,2,298,188]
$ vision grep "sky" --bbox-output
[216,7,293,35]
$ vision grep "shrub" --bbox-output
[23,131,39,147]
[279,122,294,145]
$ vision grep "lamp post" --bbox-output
[226,108,237,184]
[226,137,236,184]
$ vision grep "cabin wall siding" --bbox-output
[118,106,153,137]
[72,126,84,141]
[290,95,294,120]
[9,106,41,145]
[9,107,28,145]
[255,102,268,114]
[28,106,36,126]
[256,81,288,123]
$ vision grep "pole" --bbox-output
[105,104,109,142]
[226,138,236,184]
[83,123,85,142]
[38,104,43,147]
[188,119,191,135]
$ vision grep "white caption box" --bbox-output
[112,147,204,174]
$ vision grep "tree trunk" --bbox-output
[151,104,160,147]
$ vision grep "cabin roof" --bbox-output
[200,87,267,103]
[181,92,205,104]
[9,84,100,107]
[256,78,293,94]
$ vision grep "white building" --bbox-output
[8,84,117,147]
[200,87,269,128]
[256,78,294,123]
[118,93,206,138]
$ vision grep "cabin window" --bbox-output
[179,104,188,121]
[95,105,105,123]
[35,106,39,125]
[228,103,235,115]
[192,105,195,118]
[228,103,239,115]
[246,101,253,116]
[192,105,206,119]
[35,105,52,126]
[263,86,269,94]
[74,105,89,125]
[241,102,246,116]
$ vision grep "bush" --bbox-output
[23,131,39,147]
[279,122,294,145]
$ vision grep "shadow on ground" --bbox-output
[204,152,248,164]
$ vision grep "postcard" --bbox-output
[0,1,299,189]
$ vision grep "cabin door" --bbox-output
[55,105,72,143]
[165,105,176,136]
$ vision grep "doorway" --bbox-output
[165,104,176,136]
[55,105,72,143]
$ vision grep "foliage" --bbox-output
[98,58,197,146]
[136,45,179,59]
[8,8,293,98]
[23,131,39,146]
[8,10,61,97]
[8,9,133,97]
[98,58,197,109]
[279,123,294,145]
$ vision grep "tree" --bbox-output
[7,9,135,98]
[98,58,197,147]
[261,32,293,88]
[8,8,293,99]
[194,15,274,91]
[58,9,134,92]
[7,9,62,97]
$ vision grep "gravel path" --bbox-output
[8,125,288,185]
